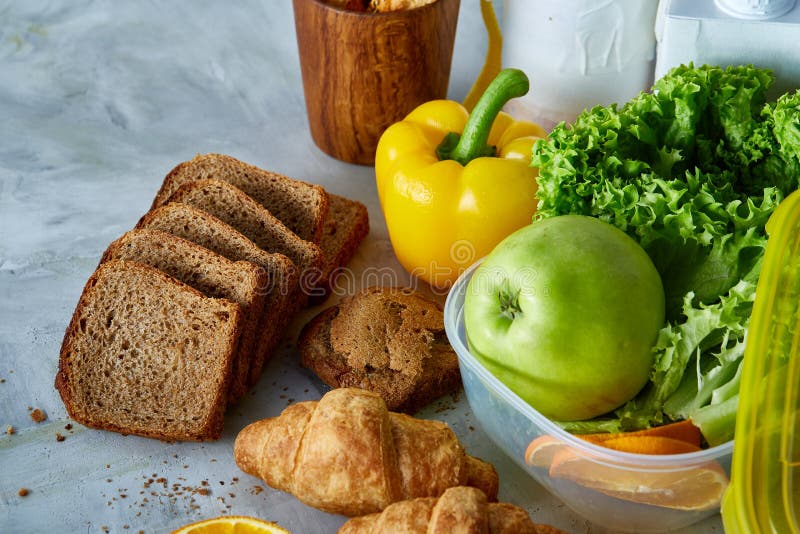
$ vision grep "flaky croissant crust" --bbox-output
[234,388,498,516]
[338,486,566,534]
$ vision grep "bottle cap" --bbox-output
[714,0,796,19]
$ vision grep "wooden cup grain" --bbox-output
[293,0,460,165]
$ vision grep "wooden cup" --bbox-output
[293,0,460,165]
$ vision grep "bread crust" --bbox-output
[248,252,299,385]
[312,194,370,303]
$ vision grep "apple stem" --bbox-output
[499,284,523,320]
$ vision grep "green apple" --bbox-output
[463,215,665,421]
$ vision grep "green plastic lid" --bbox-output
[721,189,800,533]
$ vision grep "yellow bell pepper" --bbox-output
[375,69,546,289]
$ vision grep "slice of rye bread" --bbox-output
[137,203,300,386]
[151,153,329,244]
[100,229,268,404]
[298,287,462,414]
[151,153,369,298]
[55,260,242,441]
[166,179,325,297]
[313,193,370,302]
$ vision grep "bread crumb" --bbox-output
[55,433,65,442]
[18,488,29,497]
[6,425,14,435]
[29,408,46,423]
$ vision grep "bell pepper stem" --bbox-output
[443,68,529,166]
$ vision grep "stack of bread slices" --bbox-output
[55,154,369,441]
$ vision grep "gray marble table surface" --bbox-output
[0,2,723,533]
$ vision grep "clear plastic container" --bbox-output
[444,261,733,533]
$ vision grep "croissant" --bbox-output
[234,388,499,516]
[339,486,566,534]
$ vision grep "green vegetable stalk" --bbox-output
[437,68,530,164]
[533,64,800,440]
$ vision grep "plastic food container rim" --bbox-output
[444,259,735,469]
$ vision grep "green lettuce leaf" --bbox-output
[690,395,739,447]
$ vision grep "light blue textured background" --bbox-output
[0,2,722,532]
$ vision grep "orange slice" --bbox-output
[526,421,704,469]
[524,432,697,467]
[524,435,570,468]
[577,420,703,448]
[595,435,702,455]
[172,516,291,534]
[549,444,729,511]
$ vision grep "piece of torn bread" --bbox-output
[299,287,461,413]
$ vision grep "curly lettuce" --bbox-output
[533,64,800,442]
